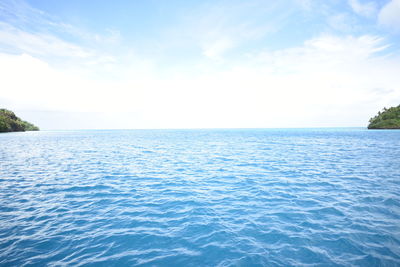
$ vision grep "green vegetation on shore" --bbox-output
[0,109,39,132]
[368,105,400,129]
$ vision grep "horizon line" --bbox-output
[34,126,368,131]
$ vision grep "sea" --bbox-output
[0,128,399,266]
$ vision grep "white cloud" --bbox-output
[167,1,294,60]
[378,0,400,32]
[202,38,234,59]
[348,0,377,17]
[0,0,121,46]
[0,22,92,58]
[1,33,399,129]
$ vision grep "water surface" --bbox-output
[1,129,400,266]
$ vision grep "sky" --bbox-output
[0,0,400,130]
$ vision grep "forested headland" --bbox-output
[368,105,400,129]
[0,109,39,132]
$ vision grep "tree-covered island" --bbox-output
[368,105,400,129]
[0,109,39,132]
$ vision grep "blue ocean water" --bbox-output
[0,128,400,266]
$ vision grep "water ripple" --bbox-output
[1,129,400,266]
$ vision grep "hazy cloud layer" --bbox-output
[0,0,399,129]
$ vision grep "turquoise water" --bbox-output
[1,128,400,266]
